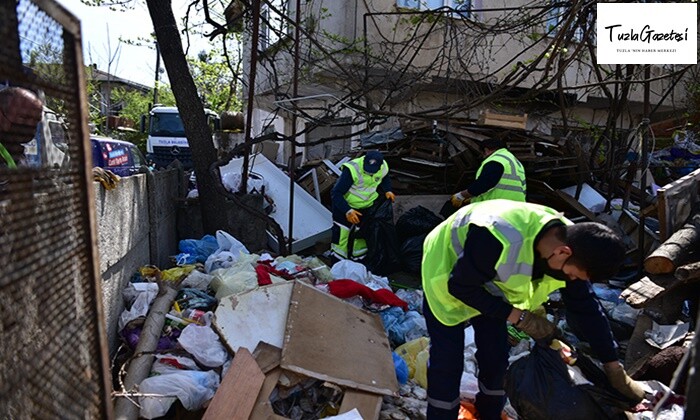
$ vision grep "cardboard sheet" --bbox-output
[280,282,398,396]
[214,282,294,352]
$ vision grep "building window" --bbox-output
[546,1,585,41]
[397,0,473,19]
[260,0,287,50]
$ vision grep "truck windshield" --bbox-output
[149,112,185,137]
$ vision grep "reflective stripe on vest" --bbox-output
[342,157,389,209]
[422,200,569,326]
[471,149,526,203]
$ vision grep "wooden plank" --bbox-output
[554,190,597,221]
[435,122,489,143]
[620,274,680,308]
[203,348,265,420]
[253,342,282,374]
[478,111,527,130]
[339,389,383,420]
[249,368,283,420]
[281,282,399,396]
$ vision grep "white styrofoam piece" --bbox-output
[220,153,332,252]
[213,282,294,352]
[560,183,607,213]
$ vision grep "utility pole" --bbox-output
[153,41,160,105]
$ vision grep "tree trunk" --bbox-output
[146,0,229,234]
[676,261,700,282]
[644,213,700,274]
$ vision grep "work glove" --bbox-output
[346,209,362,225]
[515,310,558,343]
[93,167,121,190]
[604,362,646,402]
[385,191,396,203]
[451,192,468,208]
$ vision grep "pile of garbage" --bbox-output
[113,223,689,419]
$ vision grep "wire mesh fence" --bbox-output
[0,0,111,418]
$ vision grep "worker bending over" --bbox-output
[422,199,645,420]
[451,138,526,207]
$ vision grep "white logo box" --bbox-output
[597,3,697,65]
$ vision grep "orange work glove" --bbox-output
[451,192,469,208]
[385,191,396,203]
[346,209,362,225]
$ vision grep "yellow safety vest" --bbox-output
[471,148,526,203]
[341,156,389,209]
[422,199,571,326]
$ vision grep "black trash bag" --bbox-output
[439,199,457,219]
[362,199,402,275]
[505,345,631,420]
[400,234,427,274]
[395,206,443,243]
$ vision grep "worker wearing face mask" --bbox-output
[421,199,645,420]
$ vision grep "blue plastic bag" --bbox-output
[393,351,409,385]
[175,235,218,265]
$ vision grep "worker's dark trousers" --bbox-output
[424,298,510,420]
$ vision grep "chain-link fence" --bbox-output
[0,0,112,418]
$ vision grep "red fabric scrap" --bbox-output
[255,261,296,286]
[327,279,408,311]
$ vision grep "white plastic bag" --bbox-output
[331,260,368,283]
[204,230,250,273]
[210,253,260,298]
[152,355,200,375]
[118,283,158,330]
[139,370,219,419]
[181,270,214,290]
[178,324,229,367]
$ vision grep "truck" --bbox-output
[144,105,220,169]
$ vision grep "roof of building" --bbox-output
[89,67,151,93]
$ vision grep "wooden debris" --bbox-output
[249,368,285,420]
[339,389,383,420]
[253,341,282,374]
[202,348,265,420]
[675,261,700,282]
[621,274,678,309]
[644,213,700,274]
[478,110,528,130]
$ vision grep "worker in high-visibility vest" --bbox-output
[450,138,526,207]
[330,151,395,261]
[422,199,645,420]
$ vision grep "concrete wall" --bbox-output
[96,168,181,353]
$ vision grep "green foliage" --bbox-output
[111,87,151,125]
[188,49,241,114]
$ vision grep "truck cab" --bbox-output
[145,106,219,169]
